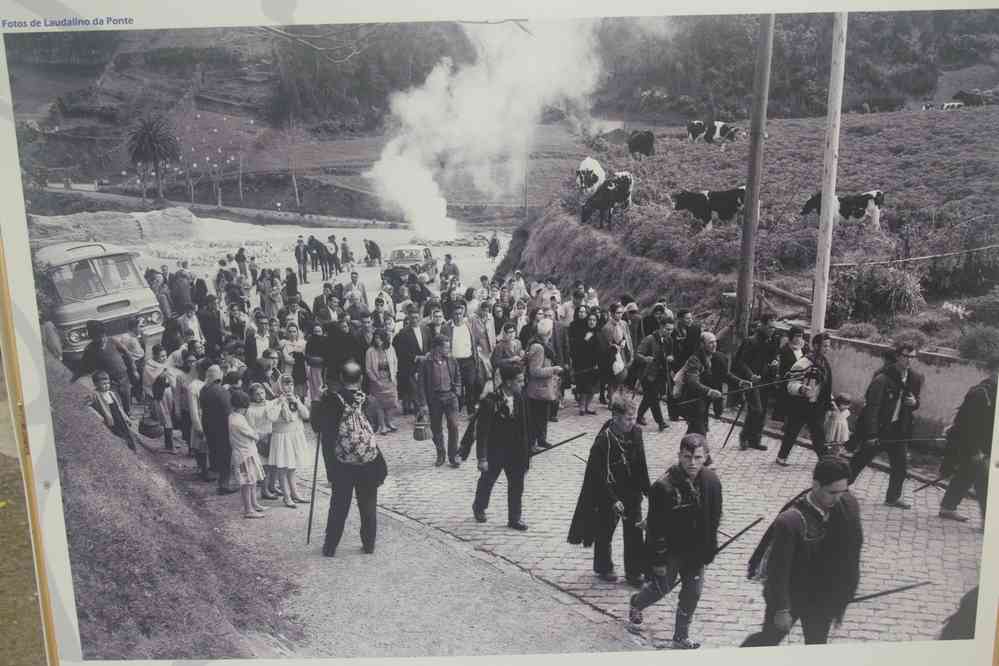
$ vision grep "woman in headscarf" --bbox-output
[279,322,308,401]
[305,322,327,403]
[571,307,602,416]
[364,329,400,435]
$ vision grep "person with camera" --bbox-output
[471,364,531,530]
[269,374,312,508]
[313,360,388,557]
[848,343,924,509]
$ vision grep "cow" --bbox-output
[801,190,885,233]
[922,103,935,111]
[687,120,740,145]
[627,130,655,158]
[942,102,964,111]
[581,171,634,230]
[668,185,746,232]
[575,156,606,197]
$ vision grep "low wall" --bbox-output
[828,335,988,440]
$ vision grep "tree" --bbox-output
[126,114,180,200]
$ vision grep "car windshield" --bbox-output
[49,255,145,302]
[391,249,423,261]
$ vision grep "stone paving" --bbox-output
[297,402,983,650]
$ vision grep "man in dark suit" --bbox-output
[472,364,531,530]
[200,364,235,494]
[393,308,431,415]
[732,314,781,451]
[849,343,924,509]
[671,310,702,371]
[773,327,810,422]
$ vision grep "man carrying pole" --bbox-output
[937,358,997,523]
[627,433,722,650]
[741,457,863,646]
[848,343,924,509]
[732,314,781,451]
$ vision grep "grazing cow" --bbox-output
[687,120,740,145]
[942,102,964,111]
[922,103,935,111]
[575,156,606,197]
[669,186,746,232]
[627,130,655,158]
[801,190,886,232]
[581,171,634,230]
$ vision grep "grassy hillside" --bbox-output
[45,353,303,660]
[502,104,999,353]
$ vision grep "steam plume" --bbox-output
[366,19,601,240]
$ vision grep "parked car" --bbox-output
[32,241,165,367]
[381,245,438,290]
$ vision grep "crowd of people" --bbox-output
[72,236,995,650]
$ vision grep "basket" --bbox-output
[413,421,431,441]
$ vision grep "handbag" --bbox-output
[256,433,272,458]
[413,420,431,441]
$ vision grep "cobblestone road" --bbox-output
[297,403,982,650]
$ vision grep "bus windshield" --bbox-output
[49,255,145,302]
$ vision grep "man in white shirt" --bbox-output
[445,301,482,415]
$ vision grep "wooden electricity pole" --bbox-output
[811,13,849,335]
[735,14,776,341]
[523,131,530,223]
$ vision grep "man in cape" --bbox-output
[568,393,651,584]
[741,457,863,646]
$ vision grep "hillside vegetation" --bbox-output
[503,104,999,355]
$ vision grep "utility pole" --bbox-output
[735,14,776,341]
[523,130,530,223]
[811,13,849,335]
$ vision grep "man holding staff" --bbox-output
[627,433,722,650]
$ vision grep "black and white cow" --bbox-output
[942,101,965,111]
[575,156,606,197]
[687,120,741,145]
[669,185,746,231]
[627,130,655,158]
[581,171,634,230]
[921,102,935,111]
[801,190,885,232]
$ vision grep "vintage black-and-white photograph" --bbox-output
[4,9,998,661]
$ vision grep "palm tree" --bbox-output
[127,115,180,200]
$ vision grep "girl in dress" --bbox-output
[269,375,312,508]
[228,389,268,519]
[365,330,399,435]
[246,383,282,499]
[187,359,209,479]
[826,392,853,454]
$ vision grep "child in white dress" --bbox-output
[825,392,853,454]
[269,375,312,508]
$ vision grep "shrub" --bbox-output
[964,287,999,327]
[829,265,926,324]
[958,325,999,364]
[836,322,879,340]
[895,311,951,335]
[890,328,929,351]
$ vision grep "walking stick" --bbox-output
[850,581,931,604]
[721,399,747,450]
[306,438,322,545]
[530,432,588,457]
[714,517,763,555]
[913,474,951,493]
[673,376,791,408]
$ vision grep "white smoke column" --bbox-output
[366,19,601,240]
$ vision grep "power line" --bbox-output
[831,241,999,269]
